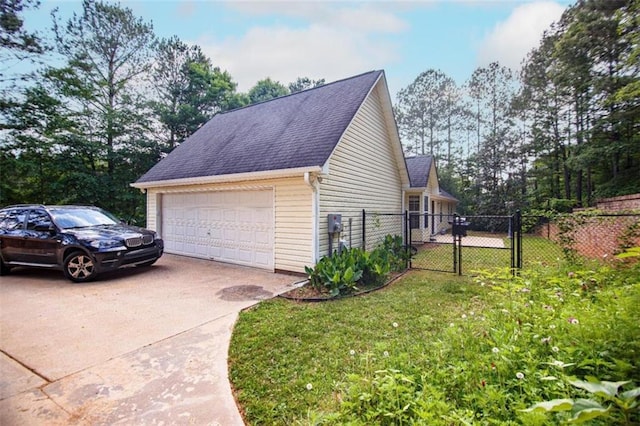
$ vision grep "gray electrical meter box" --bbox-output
[328,213,343,232]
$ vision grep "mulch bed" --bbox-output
[278,271,407,302]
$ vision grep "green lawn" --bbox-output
[229,262,640,424]
[411,235,564,273]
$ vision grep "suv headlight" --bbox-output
[88,239,126,251]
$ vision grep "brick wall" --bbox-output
[535,215,640,260]
[596,193,640,211]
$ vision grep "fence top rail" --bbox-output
[364,212,406,216]
[523,213,640,218]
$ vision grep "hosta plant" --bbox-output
[523,377,640,424]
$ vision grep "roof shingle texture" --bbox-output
[405,155,433,188]
[136,70,383,183]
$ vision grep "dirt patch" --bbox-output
[217,285,274,301]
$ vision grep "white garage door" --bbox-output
[161,190,274,269]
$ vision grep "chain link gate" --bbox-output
[408,211,522,275]
[361,210,522,275]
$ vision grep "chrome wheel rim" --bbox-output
[67,255,95,280]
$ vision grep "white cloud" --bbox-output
[226,1,407,32]
[477,1,566,71]
[194,4,407,92]
[177,1,197,18]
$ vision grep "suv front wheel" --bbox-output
[63,251,97,283]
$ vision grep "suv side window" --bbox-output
[26,210,52,231]
[26,209,54,238]
[0,209,27,232]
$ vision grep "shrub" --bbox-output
[378,234,411,272]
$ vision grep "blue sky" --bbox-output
[24,0,573,99]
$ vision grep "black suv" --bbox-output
[0,205,164,282]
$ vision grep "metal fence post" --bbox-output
[516,209,523,270]
[510,214,515,275]
[453,213,459,275]
[404,210,410,269]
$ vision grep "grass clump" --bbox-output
[229,261,640,425]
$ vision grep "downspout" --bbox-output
[401,189,406,245]
[304,172,320,264]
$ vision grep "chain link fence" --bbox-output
[362,209,640,273]
[362,211,406,251]
[409,214,516,274]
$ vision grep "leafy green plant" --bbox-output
[523,377,640,424]
[330,368,450,425]
[305,248,365,297]
[616,247,640,259]
[304,235,409,297]
[378,234,411,272]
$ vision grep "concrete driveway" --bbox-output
[0,255,299,425]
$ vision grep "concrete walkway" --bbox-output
[0,255,299,425]
[431,234,506,248]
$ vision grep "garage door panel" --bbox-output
[255,230,269,244]
[223,228,236,243]
[238,230,253,243]
[238,209,253,222]
[254,251,271,267]
[162,190,273,270]
[209,245,222,259]
[237,248,252,263]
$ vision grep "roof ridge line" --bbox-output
[217,70,381,115]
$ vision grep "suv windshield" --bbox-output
[49,207,120,229]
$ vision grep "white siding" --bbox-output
[144,176,313,273]
[319,84,404,255]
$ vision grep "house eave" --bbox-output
[131,166,323,190]
[432,194,459,203]
[405,187,458,203]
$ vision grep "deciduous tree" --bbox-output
[288,76,325,93]
[248,78,289,103]
[150,36,245,152]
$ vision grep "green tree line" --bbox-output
[396,0,639,215]
[2,0,637,220]
[0,0,323,222]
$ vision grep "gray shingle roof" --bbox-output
[136,70,384,184]
[405,155,433,188]
[406,155,458,202]
[439,189,458,202]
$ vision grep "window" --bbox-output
[409,196,420,211]
[26,210,52,231]
[0,209,26,231]
[409,195,420,229]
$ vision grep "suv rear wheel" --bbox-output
[63,251,97,283]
